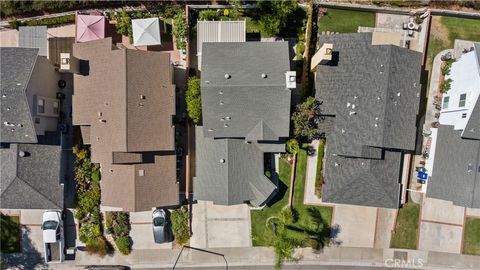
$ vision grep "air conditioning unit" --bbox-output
[285,71,296,89]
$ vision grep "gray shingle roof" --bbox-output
[194,127,276,207]
[0,47,39,144]
[463,97,480,140]
[201,42,292,140]
[427,125,480,208]
[19,26,48,57]
[315,33,422,208]
[0,143,63,209]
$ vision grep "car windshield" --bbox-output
[43,220,58,230]
[153,217,165,227]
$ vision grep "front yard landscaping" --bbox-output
[0,214,20,253]
[463,217,480,255]
[318,8,375,33]
[390,202,420,249]
[251,148,333,268]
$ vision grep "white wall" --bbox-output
[439,49,480,131]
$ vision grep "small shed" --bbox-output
[76,14,106,43]
[19,26,48,57]
[132,18,161,46]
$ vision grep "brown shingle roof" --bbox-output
[72,38,178,212]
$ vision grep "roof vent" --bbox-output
[261,73,267,78]
[3,122,14,127]
[225,116,231,120]
[205,81,210,84]
[17,124,23,127]
[351,104,356,109]
[6,107,10,111]
[220,118,225,121]
[10,128,15,132]
[225,74,231,79]
[218,90,223,95]
[375,117,379,121]
[16,83,21,86]
[99,119,107,123]
[19,151,25,157]
[397,92,401,97]
[347,102,351,108]
[374,123,378,128]
[208,128,214,132]
[219,101,224,105]
[140,95,146,99]
[334,162,339,167]
[354,96,357,100]
[224,123,229,127]
[349,111,356,115]
[341,128,345,134]
[1,94,6,98]
[468,163,473,172]
[220,158,226,163]
[377,96,381,101]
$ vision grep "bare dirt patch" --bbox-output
[430,16,449,44]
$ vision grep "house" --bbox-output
[71,38,178,212]
[0,47,63,210]
[314,33,423,209]
[426,43,480,209]
[196,21,246,70]
[194,42,294,207]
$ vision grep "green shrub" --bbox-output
[265,170,272,179]
[21,14,75,28]
[257,0,298,37]
[286,139,300,154]
[8,19,21,30]
[112,213,130,238]
[173,11,187,49]
[104,212,113,234]
[185,77,202,124]
[79,221,102,244]
[159,5,182,19]
[91,170,100,182]
[441,59,455,76]
[75,185,101,221]
[296,42,305,60]
[85,236,108,257]
[441,78,453,93]
[199,9,220,21]
[171,207,190,245]
[115,236,132,255]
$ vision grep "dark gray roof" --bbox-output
[0,143,63,209]
[427,125,480,208]
[201,42,291,140]
[19,26,48,57]
[463,97,480,140]
[315,33,422,208]
[193,127,276,207]
[0,47,39,143]
[322,150,402,208]
[316,33,422,156]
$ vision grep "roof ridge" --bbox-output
[382,45,395,147]
[22,52,39,143]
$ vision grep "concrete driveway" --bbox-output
[129,210,172,250]
[418,197,465,253]
[331,204,378,248]
[191,201,252,248]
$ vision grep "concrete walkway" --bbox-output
[304,140,324,205]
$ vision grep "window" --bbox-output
[462,113,467,118]
[53,101,59,114]
[443,96,449,109]
[37,98,45,113]
[459,93,467,107]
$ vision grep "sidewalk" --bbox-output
[48,246,480,269]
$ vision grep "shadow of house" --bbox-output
[2,226,46,269]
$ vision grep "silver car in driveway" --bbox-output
[152,209,167,243]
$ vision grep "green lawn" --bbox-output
[314,139,325,198]
[251,158,292,246]
[251,149,333,249]
[426,16,480,69]
[463,217,480,255]
[1,214,21,253]
[318,8,375,33]
[390,202,420,249]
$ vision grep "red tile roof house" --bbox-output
[71,38,179,212]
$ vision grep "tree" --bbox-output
[229,0,242,20]
[199,9,219,21]
[257,0,297,37]
[291,97,323,141]
[185,77,202,124]
[286,139,300,154]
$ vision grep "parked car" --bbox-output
[152,209,168,243]
[42,210,64,263]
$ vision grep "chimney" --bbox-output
[311,43,333,71]
[59,53,81,74]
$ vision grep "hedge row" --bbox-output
[9,14,75,29]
